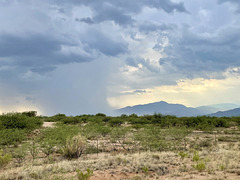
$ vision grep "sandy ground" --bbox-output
[42,122,56,128]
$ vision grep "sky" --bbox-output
[0,0,240,115]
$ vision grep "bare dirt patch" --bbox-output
[43,122,56,128]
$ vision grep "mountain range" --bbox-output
[116,101,240,117]
[208,108,240,117]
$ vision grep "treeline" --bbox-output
[0,112,43,146]
[1,111,239,147]
[46,113,240,129]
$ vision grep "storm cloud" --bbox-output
[218,0,240,12]
[0,0,240,115]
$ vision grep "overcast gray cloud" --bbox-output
[218,0,240,12]
[54,0,188,25]
[159,25,240,79]
[0,0,240,115]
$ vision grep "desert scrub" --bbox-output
[192,151,200,162]
[193,162,206,172]
[142,165,149,176]
[40,140,55,157]
[0,149,12,168]
[0,113,43,146]
[40,124,80,147]
[61,135,87,159]
[28,142,39,161]
[178,151,188,160]
[0,113,42,130]
[0,129,26,146]
[199,139,213,148]
[76,168,93,180]
[12,144,28,166]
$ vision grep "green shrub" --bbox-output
[40,125,80,146]
[129,113,138,118]
[61,117,81,124]
[109,118,124,126]
[95,113,106,117]
[215,118,229,128]
[178,151,188,160]
[0,149,12,168]
[0,113,42,130]
[0,129,26,146]
[28,142,39,161]
[21,111,37,117]
[192,151,200,162]
[193,162,206,172]
[61,135,87,159]
[120,114,128,118]
[40,141,55,157]
[76,168,93,180]
[97,126,111,137]
[142,166,149,176]
[12,144,28,166]
[129,117,148,124]
[49,114,67,122]
[102,116,111,122]
[199,140,212,148]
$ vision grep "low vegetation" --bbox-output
[0,112,240,179]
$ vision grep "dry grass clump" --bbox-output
[0,152,172,179]
[61,135,87,159]
[1,142,240,180]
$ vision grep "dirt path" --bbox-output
[43,122,56,128]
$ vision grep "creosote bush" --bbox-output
[40,141,55,157]
[0,129,26,146]
[193,162,206,172]
[61,135,87,159]
[178,151,188,160]
[28,142,39,161]
[12,144,28,166]
[0,113,42,130]
[76,168,93,180]
[0,149,12,168]
[192,151,200,162]
[0,113,43,146]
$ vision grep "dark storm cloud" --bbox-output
[0,34,61,57]
[76,17,94,24]
[2,0,240,115]
[0,33,92,74]
[82,30,128,56]
[145,0,187,13]
[0,0,187,76]
[92,4,135,26]
[55,0,187,13]
[160,26,240,78]
[138,22,176,34]
[54,0,187,26]
[0,29,128,74]
[30,66,56,74]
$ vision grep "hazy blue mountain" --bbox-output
[208,108,240,117]
[195,106,219,115]
[195,103,240,114]
[116,101,204,117]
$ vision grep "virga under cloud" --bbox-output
[0,0,239,115]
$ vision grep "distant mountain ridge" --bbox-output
[208,108,240,117]
[117,101,203,117]
[196,103,240,114]
[116,101,240,117]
